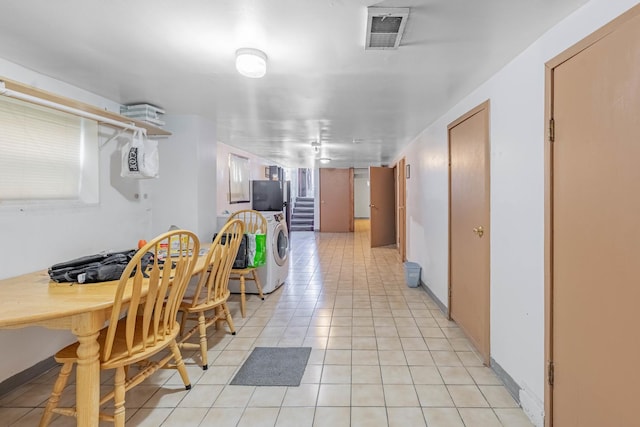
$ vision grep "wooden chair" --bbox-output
[178,219,245,370]
[227,209,267,318]
[40,230,200,427]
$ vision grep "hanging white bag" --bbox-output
[120,129,159,179]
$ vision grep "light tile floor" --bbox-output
[0,220,533,426]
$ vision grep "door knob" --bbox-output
[472,226,484,238]
[370,204,376,208]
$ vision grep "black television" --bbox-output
[252,180,283,211]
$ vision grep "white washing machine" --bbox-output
[256,211,289,294]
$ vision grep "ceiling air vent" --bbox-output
[365,7,410,50]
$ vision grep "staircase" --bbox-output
[289,197,315,231]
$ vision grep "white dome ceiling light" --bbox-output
[235,48,267,78]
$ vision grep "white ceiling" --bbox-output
[0,0,588,168]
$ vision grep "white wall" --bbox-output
[149,115,217,240]
[216,142,282,216]
[0,60,219,383]
[396,1,640,425]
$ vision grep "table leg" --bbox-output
[72,313,103,427]
[240,274,246,318]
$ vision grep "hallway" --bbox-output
[0,220,532,426]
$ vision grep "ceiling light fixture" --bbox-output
[319,158,331,164]
[235,48,268,78]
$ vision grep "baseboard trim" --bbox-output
[490,357,521,404]
[419,279,448,315]
[0,356,56,398]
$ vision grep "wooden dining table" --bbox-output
[0,255,208,426]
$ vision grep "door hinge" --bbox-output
[549,118,555,142]
[548,361,554,386]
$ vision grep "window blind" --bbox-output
[0,95,98,202]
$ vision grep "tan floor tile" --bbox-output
[425,338,454,351]
[351,384,385,406]
[352,317,374,327]
[124,407,173,427]
[383,384,420,407]
[324,349,351,365]
[415,384,455,407]
[161,407,208,426]
[397,326,422,337]
[438,367,475,385]
[494,408,535,426]
[376,337,403,350]
[303,337,329,349]
[308,349,327,364]
[351,406,388,427]
[213,385,255,407]
[422,407,465,427]
[352,326,375,336]
[419,327,446,338]
[225,337,257,350]
[479,385,519,408]
[352,336,377,350]
[248,386,287,407]
[387,407,427,427]
[404,350,435,366]
[302,364,323,383]
[374,326,399,337]
[276,407,315,427]
[282,384,319,406]
[178,385,223,407]
[431,351,463,367]
[237,407,280,427]
[317,384,351,406]
[467,366,503,385]
[351,349,379,365]
[321,365,351,383]
[400,337,429,350]
[326,337,352,349]
[307,327,330,337]
[351,365,382,384]
[410,366,444,384]
[447,385,490,407]
[0,407,38,427]
[457,351,484,366]
[378,350,407,365]
[313,407,351,427]
[381,365,413,384]
[458,408,502,427]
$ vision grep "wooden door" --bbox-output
[319,168,352,232]
[370,166,396,247]
[398,158,407,261]
[448,101,490,364]
[548,7,640,426]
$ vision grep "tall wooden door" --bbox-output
[398,158,407,261]
[370,166,396,247]
[549,7,640,426]
[319,168,353,232]
[448,101,490,364]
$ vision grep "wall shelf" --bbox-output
[0,77,171,136]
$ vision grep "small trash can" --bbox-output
[404,262,421,288]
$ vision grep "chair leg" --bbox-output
[39,362,74,427]
[240,274,246,318]
[197,311,209,370]
[223,302,236,335]
[179,309,188,337]
[252,269,265,301]
[113,366,126,427]
[169,340,192,390]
